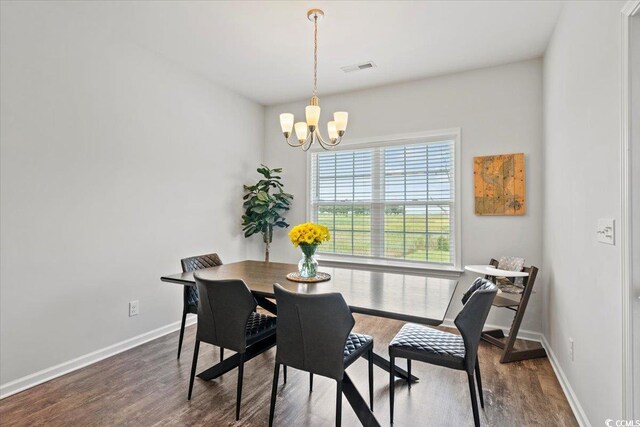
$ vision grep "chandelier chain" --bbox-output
[313,14,318,96]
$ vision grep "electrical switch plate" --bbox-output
[596,218,615,245]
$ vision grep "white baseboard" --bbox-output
[441,318,543,342]
[540,336,591,427]
[0,315,197,400]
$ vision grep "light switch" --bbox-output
[596,218,615,245]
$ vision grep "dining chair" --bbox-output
[269,284,374,427]
[388,278,497,427]
[177,253,223,359]
[188,275,277,421]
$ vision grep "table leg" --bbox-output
[197,335,276,381]
[342,372,381,427]
[369,352,419,382]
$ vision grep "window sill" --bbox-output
[317,254,464,278]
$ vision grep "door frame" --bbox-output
[621,0,640,419]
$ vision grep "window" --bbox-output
[309,132,459,270]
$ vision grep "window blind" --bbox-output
[310,139,456,266]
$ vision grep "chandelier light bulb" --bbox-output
[280,113,294,135]
[294,122,308,142]
[327,121,338,141]
[305,105,321,128]
[334,112,349,133]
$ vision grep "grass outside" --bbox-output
[317,212,451,263]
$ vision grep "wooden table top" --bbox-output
[161,260,459,326]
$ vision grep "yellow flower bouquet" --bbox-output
[288,222,330,247]
[288,222,330,278]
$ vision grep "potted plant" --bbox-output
[242,165,293,262]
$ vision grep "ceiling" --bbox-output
[70,1,564,105]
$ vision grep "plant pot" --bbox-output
[298,243,319,278]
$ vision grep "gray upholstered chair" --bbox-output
[388,278,497,427]
[188,275,277,421]
[178,253,223,359]
[269,284,374,427]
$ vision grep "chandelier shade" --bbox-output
[279,9,349,151]
[279,113,294,136]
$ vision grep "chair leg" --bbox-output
[177,309,187,359]
[236,356,245,421]
[475,358,485,409]
[467,372,481,427]
[310,372,314,392]
[283,365,287,384]
[269,363,280,427]
[389,355,395,424]
[187,340,200,400]
[407,359,412,389]
[336,379,343,427]
[220,347,224,363]
[368,349,374,410]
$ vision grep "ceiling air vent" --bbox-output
[341,61,376,73]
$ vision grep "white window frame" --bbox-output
[306,128,462,277]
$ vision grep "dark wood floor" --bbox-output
[0,314,577,426]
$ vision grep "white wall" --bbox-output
[543,1,626,423]
[263,59,544,332]
[0,2,263,385]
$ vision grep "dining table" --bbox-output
[161,260,459,426]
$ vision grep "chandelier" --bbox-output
[279,9,348,151]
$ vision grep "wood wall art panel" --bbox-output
[474,153,526,215]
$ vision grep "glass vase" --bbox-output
[298,243,319,278]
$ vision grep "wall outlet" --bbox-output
[568,337,574,361]
[129,300,139,317]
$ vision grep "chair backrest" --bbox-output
[461,276,491,305]
[273,283,355,381]
[454,278,497,374]
[181,253,223,273]
[194,274,257,353]
[180,253,223,307]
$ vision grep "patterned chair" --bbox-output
[269,284,374,427]
[188,276,277,421]
[177,253,223,359]
[388,278,497,426]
